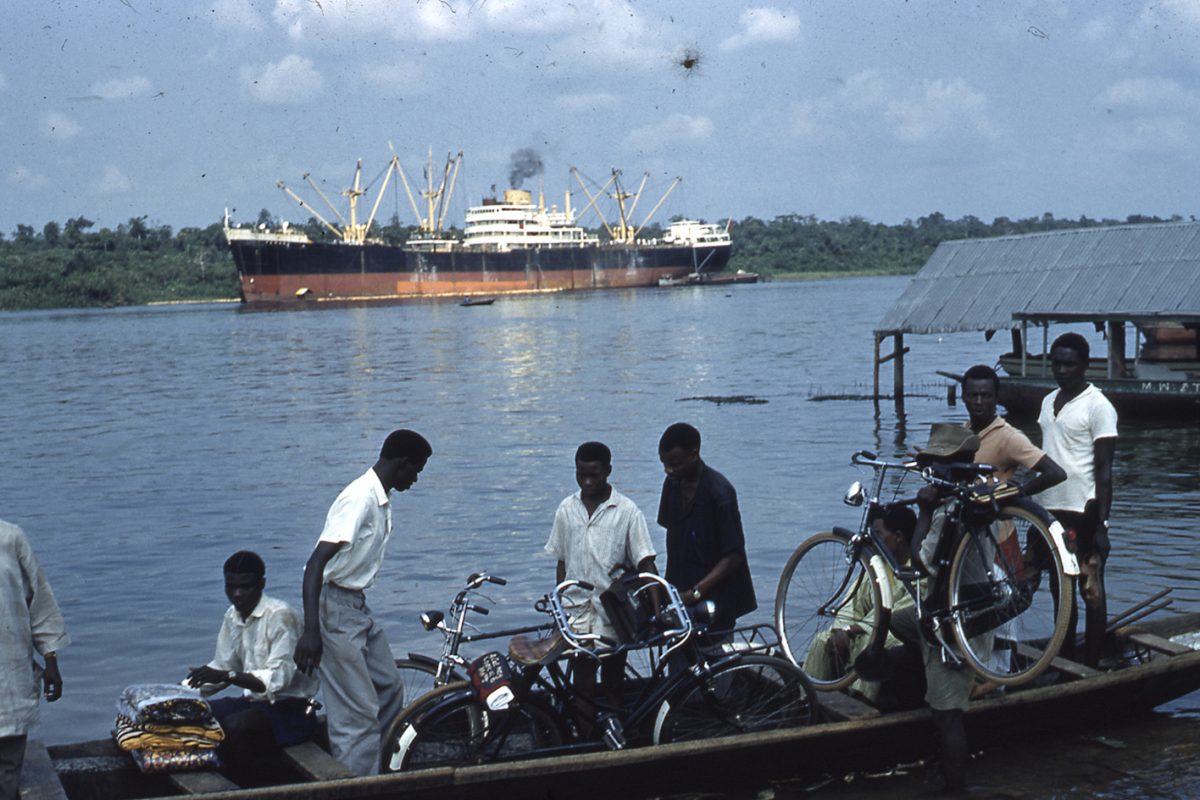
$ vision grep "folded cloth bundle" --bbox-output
[130,748,221,774]
[118,683,214,725]
[112,714,224,751]
[115,684,224,773]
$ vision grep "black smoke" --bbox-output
[508,148,544,188]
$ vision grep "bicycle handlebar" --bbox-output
[545,575,692,656]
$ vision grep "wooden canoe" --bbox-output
[29,611,1200,800]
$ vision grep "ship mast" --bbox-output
[394,148,463,238]
[570,167,682,243]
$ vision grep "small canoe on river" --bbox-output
[27,608,1200,800]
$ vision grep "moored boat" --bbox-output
[225,152,732,309]
[29,609,1200,800]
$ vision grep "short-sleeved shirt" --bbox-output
[317,469,392,590]
[0,520,70,737]
[207,593,320,703]
[969,416,1045,484]
[544,488,655,633]
[658,462,757,630]
[1037,385,1118,513]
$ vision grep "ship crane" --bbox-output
[393,148,463,238]
[277,158,401,245]
[570,167,682,244]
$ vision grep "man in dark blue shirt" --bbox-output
[656,423,756,633]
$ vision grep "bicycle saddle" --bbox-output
[508,631,567,666]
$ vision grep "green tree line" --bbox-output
[0,210,1187,310]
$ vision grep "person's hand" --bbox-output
[916,484,941,509]
[43,657,63,702]
[294,630,323,675]
[186,665,232,688]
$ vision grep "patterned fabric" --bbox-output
[129,747,221,774]
[117,684,213,724]
[112,714,224,751]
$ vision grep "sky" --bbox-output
[3,0,1200,236]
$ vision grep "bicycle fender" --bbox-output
[1006,498,1080,577]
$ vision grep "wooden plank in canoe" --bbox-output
[818,691,881,721]
[1126,631,1194,656]
[167,769,240,794]
[18,740,69,800]
[282,741,355,781]
[1013,643,1101,679]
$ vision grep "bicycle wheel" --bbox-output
[381,682,563,772]
[394,658,440,710]
[774,531,883,690]
[947,503,1071,686]
[652,654,818,744]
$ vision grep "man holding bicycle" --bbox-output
[961,364,1066,496]
[546,441,657,710]
[657,423,756,636]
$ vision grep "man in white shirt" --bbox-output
[546,441,656,711]
[0,520,68,800]
[187,551,319,772]
[293,429,431,776]
[1037,332,1118,667]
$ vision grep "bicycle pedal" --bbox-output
[598,714,626,750]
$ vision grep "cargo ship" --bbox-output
[224,152,732,308]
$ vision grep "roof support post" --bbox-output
[893,332,906,410]
[1108,321,1126,378]
[873,332,882,402]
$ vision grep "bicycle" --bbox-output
[774,450,1080,690]
[383,573,817,772]
[392,572,550,707]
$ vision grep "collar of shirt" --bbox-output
[229,595,270,625]
[571,490,618,519]
[972,415,1006,440]
[366,468,390,508]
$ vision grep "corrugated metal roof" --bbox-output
[876,222,1200,335]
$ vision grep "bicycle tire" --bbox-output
[394,657,441,710]
[652,654,818,744]
[947,503,1071,686]
[774,531,883,690]
[381,681,564,772]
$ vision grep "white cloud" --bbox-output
[1139,0,1200,31]
[363,62,425,91]
[719,6,800,52]
[211,0,269,31]
[45,112,82,141]
[1100,116,1192,153]
[9,165,48,190]
[885,77,996,143]
[1097,77,1200,114]
[96,165,133,195]
[0,71,8,92]
[242,54,324,103]
[626,113,714,151]
[556,92,620,111]
[93,76,153,100]
[792,71,996,145]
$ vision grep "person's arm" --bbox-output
[556,559,566,584]
[909,485,941,573]
[687,551,743,605]
[1093,437,1116,556]
[294,541,343,675]
[1020,453,1067,498]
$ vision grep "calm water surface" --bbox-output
[2,277,1197,796]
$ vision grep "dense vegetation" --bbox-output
[0,210,1187,310]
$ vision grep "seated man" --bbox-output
[803,504,918,706]
[187,551,319,772]
[545,442,657,712]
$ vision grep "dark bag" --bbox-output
[600,571,652,644]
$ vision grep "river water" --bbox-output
[2,276,1198,796]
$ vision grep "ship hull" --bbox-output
[230,239,731,307]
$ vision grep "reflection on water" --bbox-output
[1,278,1197,796]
